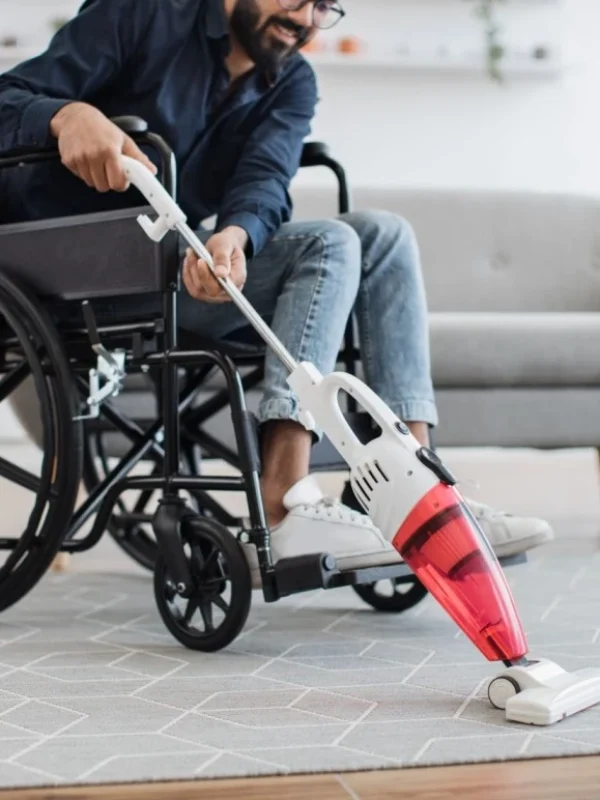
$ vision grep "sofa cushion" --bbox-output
[290,186,600,313]
[430,312,600,387]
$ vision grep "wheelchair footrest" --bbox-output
[271,553,340,598]
[267,555,420,598]
[329,561,416,588]
[268,551,528,600]
[498,552,527,568]
[331,553,527,589]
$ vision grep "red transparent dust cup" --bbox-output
[392,483,528,662]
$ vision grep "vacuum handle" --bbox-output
[321,372,416,444]
[288,365,421,465]
[122,156,186,231]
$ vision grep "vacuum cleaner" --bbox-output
[122,155,600,727]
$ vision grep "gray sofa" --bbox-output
[291,184,600,449]
[8,185,600,454]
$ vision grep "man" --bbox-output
[0,0,553,586]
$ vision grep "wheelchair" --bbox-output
[0,117,522,651]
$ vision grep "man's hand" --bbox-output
[182,227,248,304]
[50,102,157,192]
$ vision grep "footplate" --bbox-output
[328,561,416,589]
[270,553,340,599]
[266,555,417,600]
[334,553,526,588]
[266,551,527,601]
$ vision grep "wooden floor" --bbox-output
[1,757,600,800]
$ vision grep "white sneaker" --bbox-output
[242,475,401,589]
[242,478,554,589]
[465,498,554,559]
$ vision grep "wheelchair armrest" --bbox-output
[0,114,176,197]
[110,116,149,135]
[300,141,351,215]
[300,141,331,168]
[0,116,149,165]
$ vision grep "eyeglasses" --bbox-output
[277,0,346,30]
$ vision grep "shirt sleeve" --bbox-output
[216,61,319,258]
[0,0,156,152]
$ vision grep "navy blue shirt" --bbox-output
[0,0,319,256]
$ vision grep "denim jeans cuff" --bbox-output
[256,397,437,443]
[389,398,439,428]
[256,398,324,442]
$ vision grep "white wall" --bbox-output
[297,0,600,195]
[1,0,597,195]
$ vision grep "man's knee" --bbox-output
[341,209,419,261]
[287,217,362,256]
[278,218,362,291]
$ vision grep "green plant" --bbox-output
[49,16,70,33]
[466,0,506,82]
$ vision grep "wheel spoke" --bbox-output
[199,597,214,631]
[201,575,231,588]
[212,594,229,614]
[0,455,41,494]
[184,596,199,625]
[0,359,30,403]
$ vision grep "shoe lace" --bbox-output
[300,495,372,526]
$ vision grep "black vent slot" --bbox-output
[374,460,390,482]
[353,479,371,506]
[356,465,373,493]
[367,466,379,484]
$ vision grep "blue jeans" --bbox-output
[177,210,438,435]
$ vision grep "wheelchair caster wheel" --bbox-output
[488,676,521,710]
[353,577,428,612]
[154,516,252,652]
[340,481,428,613]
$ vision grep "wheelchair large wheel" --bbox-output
[341,481,428,613]
[0,271,82,611]
[154,515,252,652]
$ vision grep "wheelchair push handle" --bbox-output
[121,155,299,374]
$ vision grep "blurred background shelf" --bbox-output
[0,47,565,80]
[0,46,42,67]
[304,51,563,78]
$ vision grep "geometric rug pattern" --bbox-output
[0,547,599,788]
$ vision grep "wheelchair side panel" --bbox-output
[0,206,177,301]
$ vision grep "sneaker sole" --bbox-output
[491,527,554,559]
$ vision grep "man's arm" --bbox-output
[215,62,319,259]
[0,0,157,152]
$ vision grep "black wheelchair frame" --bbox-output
[0,117,521,651]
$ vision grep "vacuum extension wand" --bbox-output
[121,155,600,728]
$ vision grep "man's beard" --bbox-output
[230,0,312,75]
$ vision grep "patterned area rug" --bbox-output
[0,544,599,788]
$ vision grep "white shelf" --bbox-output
[1,45,563,79]
[0,46,43,66]
[304,51,563,78]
